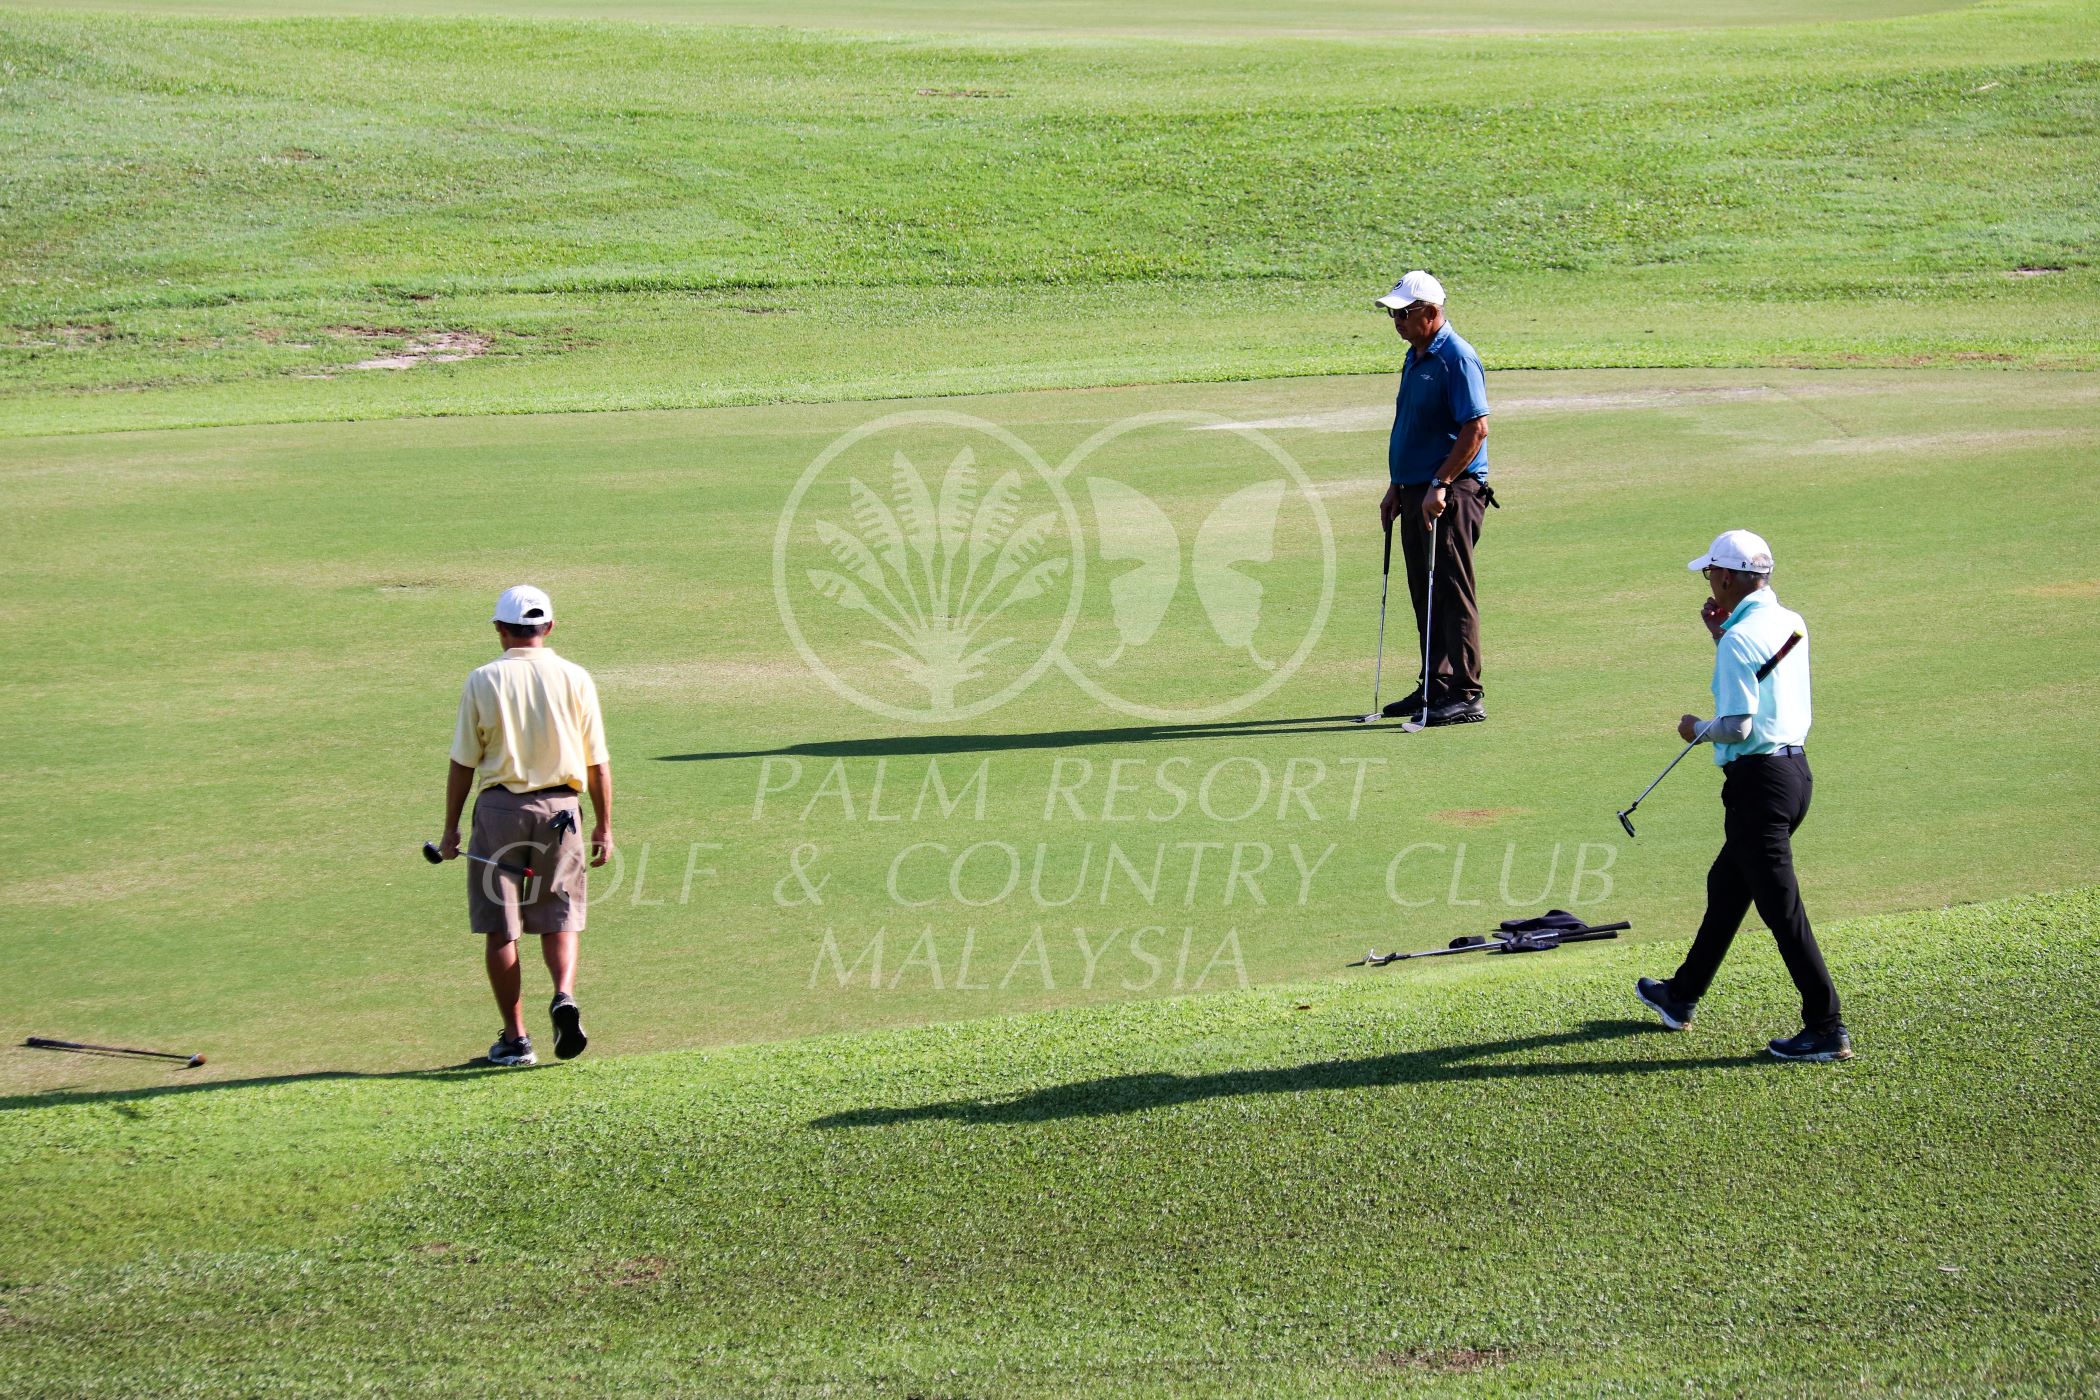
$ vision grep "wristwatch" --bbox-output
[1425,478,1446,491]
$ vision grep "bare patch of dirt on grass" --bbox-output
[598,1256,671,1287]
[1362,1347,1510,1374]
[340,330,491,371]
[2007,266,2064,278]
[1432,807,1531,827]
[16,324,116,350]
[2020,579,2100,599]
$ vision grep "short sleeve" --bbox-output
[449,677,485,768]
[1449,349,1489,423]
[1711,632,1760,718]
[577,671,610,767]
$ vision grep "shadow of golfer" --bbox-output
[0,1059,518,1114]
[813,1019,1759,1130]
[658,712,1369,763]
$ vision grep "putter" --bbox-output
[1399,514,1439,733]
[26,1036,206,1068]
[1616,629,1804,837]
[1356,520,1395,723]
[421,842,534,878]
[1353,921,1631,966]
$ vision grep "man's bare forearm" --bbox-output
[587,763,612,829]
[1432,418,1489,484]
[444,761,475,834]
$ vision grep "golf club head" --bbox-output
[1399,716,1427,733]
[421,841,444,865]
[1355,712,1381,725]
[1616,810,1638,839]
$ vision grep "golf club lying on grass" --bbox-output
[1355,520,1395,724]
[1616,629,1804,837]
[421,843,534,878]
[26,1036,206,1068]
[1352,920,1629,966]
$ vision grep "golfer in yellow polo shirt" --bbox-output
[438,585,612,1067]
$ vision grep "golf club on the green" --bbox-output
[1356,520,1395,724]
[1617,629,1805,837]
[1352,921,1631,966]
[26,1035,206,1068]
[421,842,534,878]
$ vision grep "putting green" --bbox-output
[5,366,2096,1096]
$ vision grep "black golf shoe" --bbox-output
[1423,699,1486,727]
[488,1032,536,1067]
[1767,1027,1853,1062]
[1635,977,1696,1031]
[1380,691,1425,719]
[550,993,589,1061]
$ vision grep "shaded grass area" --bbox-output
[3,368,2096,1096]
[1,0,2095,432]
[2,889,2094,1394]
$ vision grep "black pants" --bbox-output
[1397,478,1486,704]
[1670,752,1842,1033]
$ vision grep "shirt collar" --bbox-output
[1411,323,1452,364]
[1721,585,1776,632]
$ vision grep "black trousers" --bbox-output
[1670,752,1842,1033]
[1397,478,1487,704]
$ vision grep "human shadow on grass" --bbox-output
[2,1056,526,1113]
[814,1019,1761,1130]
[658,712,1368,763]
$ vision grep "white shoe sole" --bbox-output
[1635,985,1692,1031]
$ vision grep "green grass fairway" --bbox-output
[2,0,2096,435]
[0,0,1980,33]
[7,367,2097,1097]
[3,889,2093,1394]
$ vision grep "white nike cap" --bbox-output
[491,584,554,625]
[1688,530,1774,575]
[1375,270,1446,309]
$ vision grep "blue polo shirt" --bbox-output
[1388,323,1490,485]
[1710,587,1812,766]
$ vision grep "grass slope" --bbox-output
[5,368,2097,1095]
[0,0,1979,35]
[1,0,2095,434]
[2,888,2095,1395]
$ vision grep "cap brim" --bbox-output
[1374,293,1407,309]
[1687,554,1714,572]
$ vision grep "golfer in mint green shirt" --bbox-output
[1635,530,1850,1062]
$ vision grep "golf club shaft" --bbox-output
[463,851,533,876]
[1628,739,1699,811]
[25,1036,193,1061]
[1368,522,1393,714]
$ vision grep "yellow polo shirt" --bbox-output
[451,647,609,796]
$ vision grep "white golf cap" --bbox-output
[1688,530,1774,575]
[491,584,554,625]
[1375,270,1446,309]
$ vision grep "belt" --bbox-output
[1725,745,1805,768]
[523,783,580,796]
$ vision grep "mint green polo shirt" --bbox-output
[1710,587,1811,766]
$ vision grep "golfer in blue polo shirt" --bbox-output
[1374,270,1496,726]
[1635,530,1851,1061]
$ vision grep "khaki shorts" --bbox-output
[468,786,587,939]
